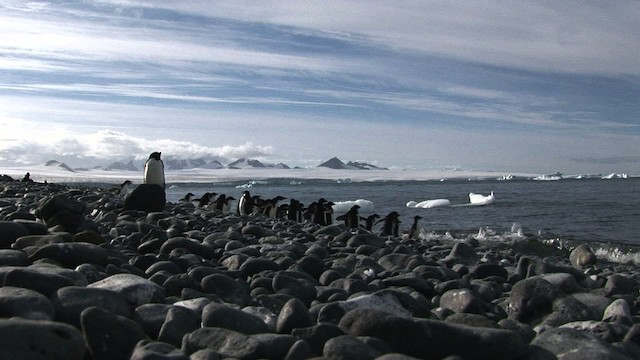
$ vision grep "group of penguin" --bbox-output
[140,151,424,239]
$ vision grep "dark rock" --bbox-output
[381,272,434,297]
[36,194,85,222]
[130,340,189,360]
[125,184,166,212]
[51,286,131,328]
[542,295,594,327]
[0,286,55,320]
[284,339,313,360]
[277,297,313,334]
[250,333,297,360]
[81,306,148,360]
[0,249,28,266]
[181,327,265,359]
[28,242,109,267]
[561,320,627,342]
[158,306,200,348]
[569,244,597,268]
[323,334,382,360]
[200,273,250,307]
[2,267,76,296]
[88,273,166,309]
[602,298,632,324]
[13,219,48,235]
[507,277,560,323]
[202,303,269,334]
[469,263,508,280]
[240,257,282,277]
[440,288,484,314]
[604,274,636,296]
[134,303,177,339]
[272,271,318,306]
[624,324,640,345]
[443,243,478,265]
[445,313,499,328]
[0,220,28,248]
[0,318,85,360]
[346,234,386,248]
[339,308,526,360]
[531,327,633,359]
[292,323,345,356]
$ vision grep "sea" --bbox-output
[163,177,640,264]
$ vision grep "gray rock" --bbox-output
[339,308,526,360]
[323,335,382,360]
[542,295,594,327]
[0,249,28,266]
[0,220,28,248]
[469,263,508,280]
[604,274,636,296]
[181,327,265,359]
[200,273,250,307]
[202,303,269,334]
[88,273,166,308]
[134,303,177,338]
[124,184,166,212]
[443,242,478,265]
[277,297,313,334]
[51,286,131,328]
[158,306,200,348]
[0,318,85,360]
[130,340,189,360]
[28,241,109,267]
[569,244,597,268]
[2,267,76,296]
[381,272,434,297]
[560,320,627,342]
[81,306,149,360]
[507,277,560,323]
[284,339,313,360]
[291,323,345,356]
[531,327,633,359]
[272,271,318,306]
[602,298,632,324]
[250,333,297,360]
[0,286,55,320]
[440,288,484,314]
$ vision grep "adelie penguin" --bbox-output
[405,215,422,239]
[238,190,254,216]
[361,213,380,231]
[377,211,401,237]
[194,192,215,208]
[337,205,360,229]
[143,152,165,189]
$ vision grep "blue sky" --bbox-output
[0,0,639,174]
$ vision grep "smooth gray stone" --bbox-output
[439,288,484,314]
[0,220,28,248]
[2,267,76,297]
[202,303,269,335]
[158,306,200,348]
[0,318,85,360]
[200,273,251,307]
[130,340,189,360]
[28,241,109,267]
[507,277,560,323]
[531,327,633,360]
[569,244,597,268]
[81,306,149,360]
[277,297,313,334]
[181,327,265,359]
[0,286,55,320]
[0,249,28,266]
[88,273,165,308]
[323,335,382,360]
[52,286,131,327]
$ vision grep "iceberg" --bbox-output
[469,191,495,205]
[406,199,451,208]
[332,199,375,215]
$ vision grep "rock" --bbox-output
[124,184,166,212]
[181,327,265,359]
[28,242,109,267]
[130,340,189,360]
[200,273,250,307]
[560,320,626,342]
[323,334,382,360]
[2,267,76,297]
[51,286,132,328]
[249,333,297,360]
[339,308,526,360]
[381,272,434,297]
[277,297,313,334]
[0,318,85,360]
[0,286,55,320]
[292,323,346,356]
[0,249,28,266]
[569,244,597,268]
[602,298,632,324]
[0,220,28,248]
[439,288,484,314]
[134,303,177,338]
[88,273,165,308]
[443,243,478,265]
[445,313,499,328]
[542,295,594,327]
[469,263,508,280]
[158,306,200,348]
[81,306,149,360]
[604,274,636,296]
[202,303,269,335]
[531,327,633,359]
[507,277,560,323]
[272,271,318,306]
[284,339,313,360]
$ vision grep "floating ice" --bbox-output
[406,199,451,208]
[469,191,495,205]
[602,173,628,179]
[332,199,374,215]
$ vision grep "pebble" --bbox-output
[0,178,638,360]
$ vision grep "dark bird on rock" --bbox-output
[238,191,254,215]
[180,192,195,203]
[361,213,380,231]
[337,205,360,229]
[405,215,422,239]
[194,192,215,208]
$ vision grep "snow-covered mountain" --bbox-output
[103,160,138,171]
[44,160,76,172]
[226,158,266,169]
[163,158,208,170]
[199,160,224,169]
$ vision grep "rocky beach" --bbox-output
[1,176,639,360]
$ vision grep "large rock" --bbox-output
[0,318,85,360]
[51,286,131,328]
[530,327,633,359]
[181,327,265,359]
[124,184,166,212]
[0,221,29,248]
[569,244,597,268]
[81,306,149,360]
[28,242,109,267]
[339,308,526,360]
[88,273,165,309]
[202,303,269,335]
[507,277,560,323]
[0,286,55,320]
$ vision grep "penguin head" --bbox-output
[149,152,161,160]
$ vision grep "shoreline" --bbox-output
[0,179,639,359]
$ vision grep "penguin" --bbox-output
[263,196,286,219]
[211,194,227,211]
[222,196,235,213]
[180,192,196,203]
[361,213,380,231]
[287,199,304,222]
[194,192,215,208]
[337,205,360,229]
[322,201,334,225]
[143,152,165,189]
[238,191,254,216]
[310,198,328,225]
[111,180,132,196]
[405,215,422,239]
[377,211,401,237]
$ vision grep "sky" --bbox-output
[0,0,639,174]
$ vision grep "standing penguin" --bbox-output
[238,191,254,216]
[361,214,380,231]
[143,152,165,189]
[337,205,360,229]
[377,211,401,237]
[405,215,422,239]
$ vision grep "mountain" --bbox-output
[227,158,267,169]
[44,160,76,172]
[163,158,208,170]
[318,157,387,170]
[103,160,138,171]
[200,160,224,169]
[273,163,290,169]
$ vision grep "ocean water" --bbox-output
[165,177,640,263]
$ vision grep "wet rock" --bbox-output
[292,323,345,356]
[602,298,633,324]
[0,318,85,360]
[200,273,250,307]
[469,263,508,280]
[0,249,28,266]
[443,242,478,266]
[604,274,636,296]
[2,267,76,296]
[569,244,597,268]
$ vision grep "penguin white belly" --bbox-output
[144,159,165,188]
